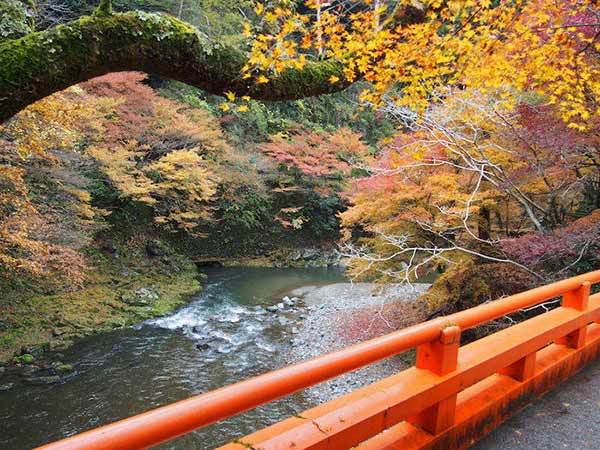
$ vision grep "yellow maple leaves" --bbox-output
[243,0,598,129]
[219,91,252,114]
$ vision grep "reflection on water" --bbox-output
[0,267,346,450]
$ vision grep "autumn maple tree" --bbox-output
[0,85,112,284]
[259,127,370,228]
[0,70,262,283]
[339,86,600,285]
[81,72,230,233]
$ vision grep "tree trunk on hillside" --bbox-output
[0,8,348,123]
[478,206,491,241]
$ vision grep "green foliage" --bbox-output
[299,193,343,239]
[13,353,34,364]
[265,84,395,146]
[94,0,113,17]
[0,0,33,40]
[160,80,394,146]
[217,190,272,235]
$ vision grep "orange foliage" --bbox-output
[259,127,370,229]
[259,127,370,178]
[81,72,247,233]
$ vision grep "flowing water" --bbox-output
[0,267,347,450]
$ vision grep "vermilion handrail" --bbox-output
[36,270,600,450]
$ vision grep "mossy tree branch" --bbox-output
[0,10,350,123]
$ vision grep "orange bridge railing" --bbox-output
[37,270,600,450]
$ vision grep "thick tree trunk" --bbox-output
[0,10,348,123]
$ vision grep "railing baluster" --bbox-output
[558,281,590,349]
[501,352,536,381]
[411,325,461,435]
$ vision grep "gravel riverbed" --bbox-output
[284,282,431,403]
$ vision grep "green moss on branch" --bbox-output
[94,0,113,17]
[0,0,33,41]
[0,10,349,122]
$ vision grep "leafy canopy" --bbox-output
[244,0,599,129]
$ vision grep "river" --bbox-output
[0,267,347,449]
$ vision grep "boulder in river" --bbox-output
[55,364,74,373]
[20,365,38,376]
[302,248,320,260]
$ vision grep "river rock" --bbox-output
[136,287,159,300]
[23,375,61,386]
[0,382,14,392]
[278,317,290,325]
[282,296,294,307]
[20,365,38,377]
[302,248,320,260]
[121,287,159,306]
[55,364,74,373]
[266,305,279,313]
[146,240,168,257]
[20,344,49,358]
[49,340,73,351]
[195,334,217,350]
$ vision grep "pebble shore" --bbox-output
[284,282,431,403]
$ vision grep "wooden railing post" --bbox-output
[557,281,590,349]
[410,325,461,435]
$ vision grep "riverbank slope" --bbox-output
[0,251,202,364]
